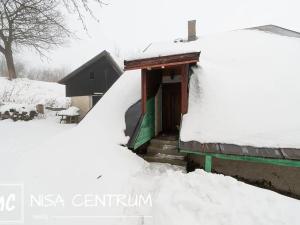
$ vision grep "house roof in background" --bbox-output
[59,50,123,84]
[248,24,300,38]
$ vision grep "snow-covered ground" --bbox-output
[0,112,76,184]
[0,71,300,225]
[0,112,75,153]
[0,78,70,108]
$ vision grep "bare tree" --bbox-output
[62,0,107,31]
[0,0,70,80]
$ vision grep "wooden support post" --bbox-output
[141,69,147,114]
[181,64,189,114]
[204,155,212,172]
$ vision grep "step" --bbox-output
[143,154,187,167]
[150,138,178,147]
[149,143,178,151]
[153,153,185,160]
[147,145,185,156]
[156,134,178,141]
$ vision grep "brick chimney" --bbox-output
[188,20,197,41]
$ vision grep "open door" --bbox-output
[162,83,181,134]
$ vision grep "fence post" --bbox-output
[205,155,212,172]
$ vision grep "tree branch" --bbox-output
[62,0,107,31]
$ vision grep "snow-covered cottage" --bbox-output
[124,22,300,173]
[59,50,122,119]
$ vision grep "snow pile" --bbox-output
[124,166,300,225]
[58,106,80,116]
[179,30,300,148]
[1,71,146,224]
[0,77,70,108]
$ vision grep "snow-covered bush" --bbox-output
[0,77,70,108]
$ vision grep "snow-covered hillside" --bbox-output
[0,77,70,108]
[1,71,299,225]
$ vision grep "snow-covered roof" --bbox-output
[59,50,123,84]
[132,26,300,149]
[128,25,300,61]
[179,29,300,149]
[249,24,300,39]
[126,40,200,61]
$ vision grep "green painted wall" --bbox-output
[133,97,155,149]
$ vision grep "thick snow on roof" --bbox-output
[127,40,200,61]
[178,29,300,148]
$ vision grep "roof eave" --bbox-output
[58,50,109,84]
[124,52,201,71]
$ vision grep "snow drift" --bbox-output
[181,30,300,148]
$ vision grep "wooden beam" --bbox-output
[124,52,200,71]
[181,64,189,114]
[141,69,147,114]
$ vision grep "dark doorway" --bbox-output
[92,95,102,106]
[162,83,181,134]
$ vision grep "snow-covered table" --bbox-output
[57,106,80,124]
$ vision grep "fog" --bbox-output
[17,0,300,73]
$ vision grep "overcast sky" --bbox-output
[18,0,300,72]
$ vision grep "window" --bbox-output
[90,72,95,80]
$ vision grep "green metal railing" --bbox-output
[179,114,300,172]
[180,148,300,173]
